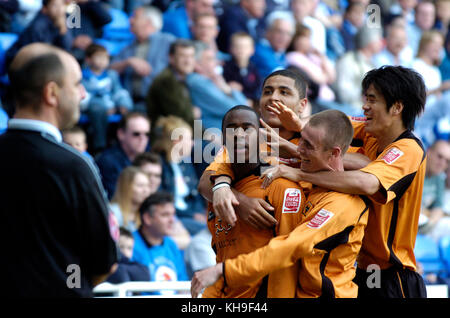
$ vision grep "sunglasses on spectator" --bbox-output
[131,131,150,137]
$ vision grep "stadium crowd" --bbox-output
[1,0,450,297]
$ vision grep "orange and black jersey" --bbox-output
[205,133,301,182]
[351,121,427,271]
[222,186,369,298]
[204,168,305,298]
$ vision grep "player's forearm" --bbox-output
[198,170,215,202]
[343,153,371,171]
[300,170,380,195]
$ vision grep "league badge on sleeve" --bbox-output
[382,147,404,164]
[307,209,334,229]
[282,188,302,213]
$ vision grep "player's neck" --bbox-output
[232,162,260,181]
[278,127,295,141]
[376,124,407,152]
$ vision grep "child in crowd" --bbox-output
[222,32,262,108]
[107,227,150,284]
[62,126,95,162]
[81,43,133,151]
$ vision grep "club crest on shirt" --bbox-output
[307,209,334,229]
[302,201,313,217]
[382,147,404,164]
[282,188,302,213]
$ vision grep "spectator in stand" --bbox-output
[132,151,192,250]
[413,31,450,148]
[10,0,41,34]
[334,25,383,113]
[151,115,207,236]
[107,227,150,284]
[132,192,189,289]
[62,125,96,163]
[217,0,267,53]
[146,39,198,136]
[412,31,450,99]
[340,2,366,52]
[184,227,216,279]
[5,0,73,70]
[372,23,414,68]
[192,12,228,62]
[251,11,296,79]
[406,0,436,55]
[110,6,175,112]
[69,0,112,64]
[419,140,450,242]
[187,43,248,131]
[290,0,327,55]
[81,43,133,152]
[109,166,152,232]
[162,0,215,40]
[389,0,417,25]
[434,0,450,37]
[286,24,341,114]
[222,32,262,108]
[132,152,163,194]
[96,112,151,199]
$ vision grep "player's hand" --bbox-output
[234,192,276,229]
[267,101,303,132]
[260,165,302,189]
[191,263,223,298]
[213,186,239,227]
[260,119,300,159]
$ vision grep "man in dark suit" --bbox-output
[0,44,118,297]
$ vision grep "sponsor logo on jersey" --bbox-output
[382,147,404,164]
[307,209,334,229]
[282,188,302,213]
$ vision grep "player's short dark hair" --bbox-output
[262,68,308,99]
[307,109,354,154]
[139,191,173,218]
[362,66,426,130]
[12,53,65,110]
[221,105,260,133]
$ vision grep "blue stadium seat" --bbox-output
[439,235,450,276]
[102,8,134,42]
[0,106,8,135]
[0,33,18,75]
[415,234,446,274]
[0,33,18,52]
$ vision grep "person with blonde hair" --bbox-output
[110,166,152,232]
[152,115,207,236]
[412,31,450,96]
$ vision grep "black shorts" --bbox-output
[354,266,427,298]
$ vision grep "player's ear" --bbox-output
[391,102,404,116]
[331,146,342,159]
